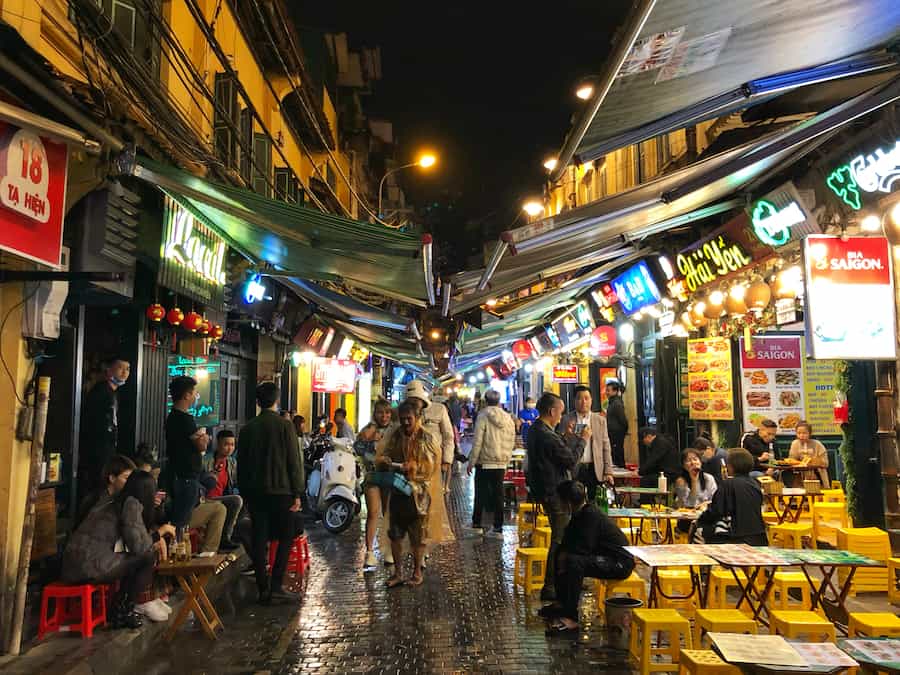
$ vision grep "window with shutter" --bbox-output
[251,133,272,196]
[657,133,672,172]
[93,0,160,76]
[214,73,238,170]
[325,162,337,192]
[239,108,253,184]
[274,167,300,203]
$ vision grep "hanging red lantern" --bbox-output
[183,311,204,333]
[199,318,211,336]
[146,303,165,322]
[209,324,224,341]
[167,307,184,326]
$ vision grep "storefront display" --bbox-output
[0,120,68,267]
[687,337,734,420]
[311,357,357,393]
[804,235,896,359]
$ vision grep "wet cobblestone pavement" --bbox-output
[142,469,636,674]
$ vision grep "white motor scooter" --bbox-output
[306,435,361,534]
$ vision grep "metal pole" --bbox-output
[7,377,50,655]
[377,163,416,219]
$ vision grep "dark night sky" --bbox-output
[294,2,630,264]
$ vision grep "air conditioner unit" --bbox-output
[23,246,69,340]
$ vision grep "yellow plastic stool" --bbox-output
[597,572,648,611]
[657,570,696,615]
[535,514,550,529]
[629,608,693,674]
[532,526,552,550]
[678,649,742,675]
[889,557,900,604]
[516,503,539,530]
[820,488,845,503]
[847,612,900,637]
[768,522,814,550]
[771,572,812,610]
[770,610,837,642]
[513,547,547,594]
[837,527,890,595]
[692,609,757,648]
[706,568,748,609]
[762,511,780,525]
[811,502,849,548]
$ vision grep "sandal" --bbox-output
[407,574,424,587]
[545,623,579,638]
[386,577,405,589]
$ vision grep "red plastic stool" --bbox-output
[268,535,311,577]
[39,582,108,639]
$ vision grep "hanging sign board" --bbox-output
[749,182,819,248]
[590,325,617,357]
[167,356,221,427]
[826,138,900,210]
[610,260,662,315]
[687,337,734,420]
[804,235,896,359]
[739,335,804,435]
[673,214,773,293]
[311,357,357,393]
[552,364,578,383]
[0,120,68,267]
[511,339,533,362]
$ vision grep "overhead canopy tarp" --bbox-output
[281,278,411,332]
[568,0,900,163]
[129,156,428,302]
[452,77,900,315]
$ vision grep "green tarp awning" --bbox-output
[131,156,428,302]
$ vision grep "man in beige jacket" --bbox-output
[559,385,614,503]
[467,389,516,536]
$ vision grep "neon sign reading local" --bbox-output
[163,200,227,285]
[676,235,752,292]
[751,199,805,247]
[826,140,900,210]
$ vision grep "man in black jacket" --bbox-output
[605,380,628,467]
[741,418,777,475]
[526,392,587,601]
[78,356,130,498]
[541,480,634,636]
[638,427,681,488]
[238,382,305,603]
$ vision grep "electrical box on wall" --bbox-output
[22,246,69,340]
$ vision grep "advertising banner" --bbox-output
[590,325,617,357]
[0,120,68,267]
[687,337,734,420]
[311,358,357,393]
[167,356,221,427]
[804,235,896,359]
[610,260,662,315]
[552,364,578,383]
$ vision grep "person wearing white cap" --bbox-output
[402,380,455,546]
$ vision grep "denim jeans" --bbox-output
[171,477,200,528]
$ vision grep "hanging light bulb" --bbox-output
[774,265,802,300]
[725,282,748,315]
[704,289,725,318]
[691,300,707,320]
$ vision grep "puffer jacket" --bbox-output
[469,405,516,469]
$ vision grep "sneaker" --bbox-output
[364,550,378,568]
[153,598,173,615]
[486,527,504,539]
[135,600,170,622]
[240,567,256,577]
[269,587,301,602]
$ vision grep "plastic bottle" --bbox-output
[657,471,667,493]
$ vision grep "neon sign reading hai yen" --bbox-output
[163,198,227,285]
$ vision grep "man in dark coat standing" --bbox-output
[79,356,130,497]
[605,380,628,468]
[238,382,305,603]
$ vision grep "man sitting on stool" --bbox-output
[541,480,635,637]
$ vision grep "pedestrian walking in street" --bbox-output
[165,376,209,529]
[540,480,634,637]
[355,398,396,568]
[376,399,436,588]
[525,392,585,601]
[559,385,614,503]
[237,382,305,603]
[467,389,516,536]
[604,380,628,468]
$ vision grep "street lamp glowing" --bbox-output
[860,213,881,232]
[576,83,594,100]
[418,154,437,168]
[543,157,558,171]
[522,200,544,217]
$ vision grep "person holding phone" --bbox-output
[558,385,614,503]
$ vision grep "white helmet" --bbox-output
[404,380,431,408]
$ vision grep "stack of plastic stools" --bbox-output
[38,582,108,639]
[532,526,552,550]
[513,547,547,594]
[268,534,311,578]
[837,527,890,595]
[629,608,693,674]
[889,557,900,604]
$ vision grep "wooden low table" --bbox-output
[156,554,228,640]
[764,488,809,524]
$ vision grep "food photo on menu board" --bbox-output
[687,338,734,420]
[739,335,805,435]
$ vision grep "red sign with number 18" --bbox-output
[0,121,68,267]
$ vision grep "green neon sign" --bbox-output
[751,199,804,247]
[826,165,861,210]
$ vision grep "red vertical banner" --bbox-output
[0,121,68,267]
